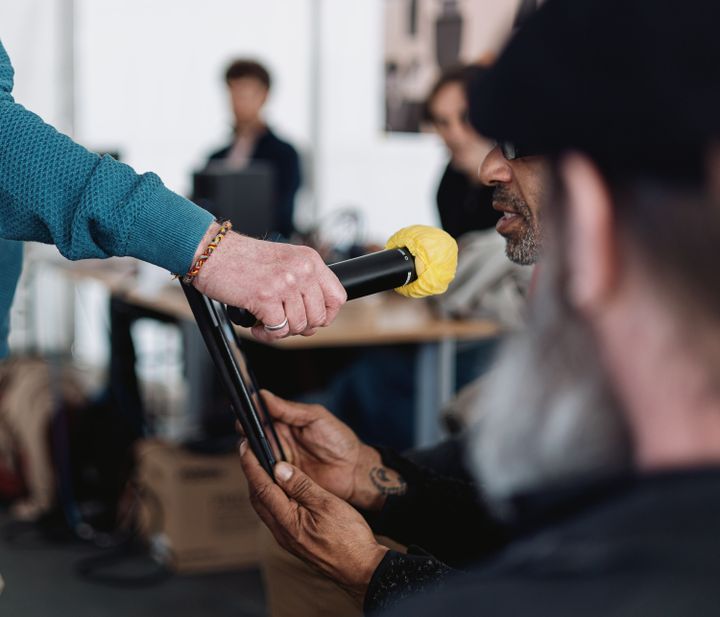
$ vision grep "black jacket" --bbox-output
[363,446,505,613]
[208,128,301,238]
[365,460,720,616]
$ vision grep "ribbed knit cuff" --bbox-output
[124,185,214,275]
[363,548,453,614]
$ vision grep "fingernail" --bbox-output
[239,439,247,456]
[275,462,293,482]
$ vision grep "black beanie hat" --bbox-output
[468,0,720,183]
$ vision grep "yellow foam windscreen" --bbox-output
[385,225,458,298]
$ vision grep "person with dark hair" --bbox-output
[206,58,301,239]
[425,65,500,239]
[224,59,271,90]
[235,1,720,615]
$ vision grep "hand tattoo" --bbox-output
[369,467,407,496]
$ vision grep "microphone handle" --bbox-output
[226,248,417,327]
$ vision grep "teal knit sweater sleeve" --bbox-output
[0,40,214,275]
[0,239,23,358]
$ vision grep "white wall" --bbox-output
[315,0,446,242]
[72,0,447,243]
[0,0,67,130]
[4,1,520,245]
[1,0,78,354]
[313,0,519,242]
[75,0,314,195]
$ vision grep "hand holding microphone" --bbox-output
[191,229,346,342]
[228,225,458,328]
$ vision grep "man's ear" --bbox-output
[560,153,617,313]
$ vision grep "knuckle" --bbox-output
[292,476,314,500]
[253,483,272,504]
[309,404,325,417]
[326,288,346,308]
[249,492,261,510]
[298,248,318,273]
[256,288,273,303]
[299,245,317,261]
[284,272,299,291]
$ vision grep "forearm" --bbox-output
[0,51,212,273]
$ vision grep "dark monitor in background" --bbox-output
[193,163,276,238]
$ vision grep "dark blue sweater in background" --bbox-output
[207,128,301,239]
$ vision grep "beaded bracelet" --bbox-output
[178,219,233,284]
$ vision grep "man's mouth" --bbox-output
[494,207,523,235]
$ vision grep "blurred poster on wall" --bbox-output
[384,0,522,133]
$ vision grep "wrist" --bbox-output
[191,223,244,296]
[193,222,221,264]
[345,543,389,603]
[350,445,406,511]
[349,445,383,510]
[185,221,222,291]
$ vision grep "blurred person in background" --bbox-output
[237,1,720,615]
[206,59,301,239]
[424,65,500,239]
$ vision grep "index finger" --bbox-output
[318,269,346,327]
[260,390,320,426]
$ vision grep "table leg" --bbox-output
[181,320,216,440]
[414,338,456,447]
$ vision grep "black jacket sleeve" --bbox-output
[269,143,301,238]
[365,447,509,568]
[364,548,454,615]
[361,447,508,615]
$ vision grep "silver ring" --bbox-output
[263,317,289,332]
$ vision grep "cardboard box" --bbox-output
[136,439,260,573]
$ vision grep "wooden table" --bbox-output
[62,260,502,445]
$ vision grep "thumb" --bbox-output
[275,462,327,508]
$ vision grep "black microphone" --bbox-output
[227,248,417,327]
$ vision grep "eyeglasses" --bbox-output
[494,140,545,161]
[497,140,521,161]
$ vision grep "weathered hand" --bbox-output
[256,391,406,511]
[240,441,388,601]
[192,224,346,342]
[258,390,364,499]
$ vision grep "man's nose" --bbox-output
[479,145,513,187]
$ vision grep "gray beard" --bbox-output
[505,228,541,266]
[468,274,633,515]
